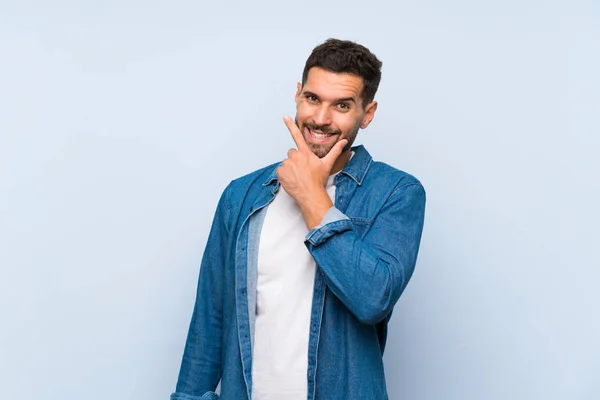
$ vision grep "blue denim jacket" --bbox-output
[171,145,426,400]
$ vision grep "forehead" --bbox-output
[303,67,364,101]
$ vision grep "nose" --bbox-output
[313,104,332,127]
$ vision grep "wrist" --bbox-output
[299,189,333,230]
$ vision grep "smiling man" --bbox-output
[170,39,426,400]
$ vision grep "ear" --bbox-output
[360,101,378,129]
[295,82,302,104]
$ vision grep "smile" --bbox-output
[306,127,336,143]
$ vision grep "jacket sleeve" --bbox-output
[304,182,426,325]
[170,185,232,400]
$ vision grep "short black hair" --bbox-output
[301,38,383,107]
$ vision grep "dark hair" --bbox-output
[301,38,383,107]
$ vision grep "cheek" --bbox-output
[295,104,310,122]
[337,116,362,135]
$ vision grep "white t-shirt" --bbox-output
[251,174,337,400]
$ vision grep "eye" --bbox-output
[307,94,319,102]
[338,103,350,110]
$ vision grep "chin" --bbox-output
[307,144,331,159]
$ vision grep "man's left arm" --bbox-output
[305,182,426,325]
[276,115,426,325]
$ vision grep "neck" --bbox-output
[330,149,352,175]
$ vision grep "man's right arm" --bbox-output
[170,184,232,400]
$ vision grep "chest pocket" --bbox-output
[350,217,374,239]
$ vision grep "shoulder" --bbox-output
[349,145,424,195]
[367,159,425,193]
[363,160,426,214]
[227,161,280,192]
[219,161,280,210]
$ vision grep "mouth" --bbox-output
[305,127,337,144]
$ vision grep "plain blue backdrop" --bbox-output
[1,1,598,399]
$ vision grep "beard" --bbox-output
[295,118,358,158]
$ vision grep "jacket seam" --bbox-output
[389,182,424,199]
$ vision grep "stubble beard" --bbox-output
[296,118,359,158]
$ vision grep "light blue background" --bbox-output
[1,1,598,399]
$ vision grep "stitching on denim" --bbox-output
[309,219,353,246]
[350,217,373,225]
[389,182,424,199]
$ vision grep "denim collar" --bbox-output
[262,145,373,187]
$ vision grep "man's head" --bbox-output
[295,38,382,159]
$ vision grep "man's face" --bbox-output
[294,67,377,158]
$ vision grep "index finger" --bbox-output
[283,115,309,153]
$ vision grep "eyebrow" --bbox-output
[304,91,356,104]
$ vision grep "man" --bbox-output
[170,38,426,400]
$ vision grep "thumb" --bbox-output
[323,139,348,169]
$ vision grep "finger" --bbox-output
[283,115,309,153]
[322,139,348,168]
[287,148,298,159]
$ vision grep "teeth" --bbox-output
[310,129,331,139]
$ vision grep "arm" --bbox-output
[275,116,425,325]
[304,183,426,325]
[171,185,231,399]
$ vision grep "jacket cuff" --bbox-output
[305,207,352,246]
